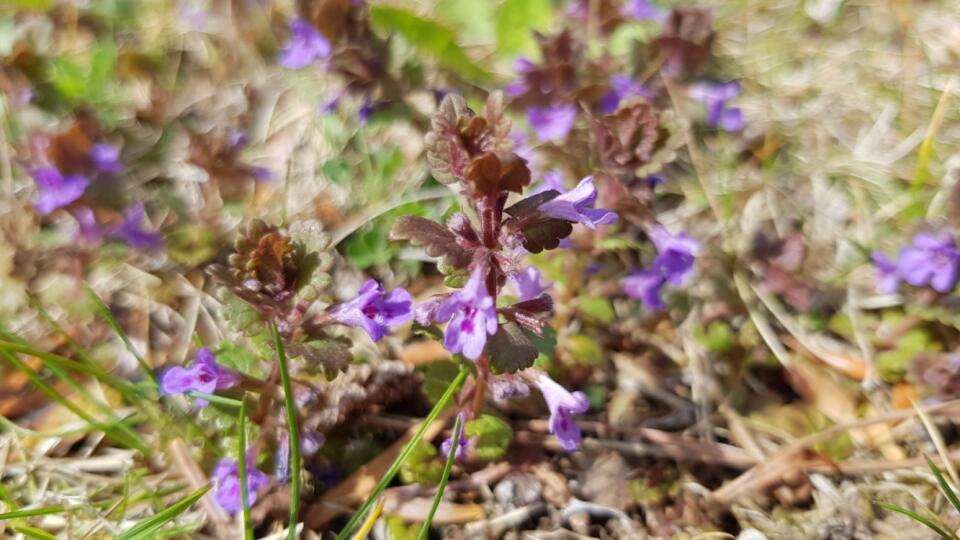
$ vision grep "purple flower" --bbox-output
[599,74,652,114]
[72,207,104,244]
[31,166,89,215]
[434,267,499,360]
[871,251,901,294]
[646,174,665,188]
[440,413,469,461]
[528,104,577,142]
[537,176,618,229]
[90,144,122,175]
[358,100,375,124]
[108,204,164,250]
[623,0,665,21]
[510,266,551,301]
[533,371,589,452]
[898,233,960,293]
[279,19,331,69]
[329,279,413,341]
[650,226,699,284]
[689,81,745,132]
[212,451,270,515]
[504,58,535,97]
[621,269,666,311]
[159,348,239,407]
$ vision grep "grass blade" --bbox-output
[926,455,960,515]
[336,363,470,540]
[877,501,956,539]
[0,507,65,520]
[85,286,156,385]
[238,398,254,540]
[272,323,300,540]
[416,413,464,540]
[0,350,150,455]
[116,485,211,540]
[11,526,58,540]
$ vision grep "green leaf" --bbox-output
[694,321,735,353]
[398,440,444,485]
[875,329,937,383]
[563,334,604,366]
[322,159,353,185]
[487,322,538,374]
[344,225,393,269]
[465,414,513,461]
[422,360,462,404]
[116,485,211,540]
[578,296,615,324]
[435,0,496,44]
[495,0,553,56]
[369,6,491,83]
[529,324,557,367]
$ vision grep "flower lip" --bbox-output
[279,19,332,69]
[536,176,618,229]
[329,279,413,342]
[31,166,89,215]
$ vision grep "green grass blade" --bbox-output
[416,413,463,540]
[238,398,254,540]
[0,506,65,520]
[272,323,300,540]
[116,485,211,540]
[11,525,58,540]
[877,501,957,539]
[84,286,156,385]
[336,363,470,540]
[0,350,150,455]
[188,391,244,408]
[926,455,960,515]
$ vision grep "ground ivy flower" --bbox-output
[651,226,699,284]
[212,451,270,515]
[72,207,103,244]
[276,431,325,482]
[504,57,535,97]
[532,371,590,452]
[440,413,469,461]
[31,166,89,215]
[621,269,666,311]
[599,74,652,114]
[279,19,331,69]
[159,348,239,407]
[329,279,413,341]
[434,267,498,360]
[623,0,665,21]
[871,251,901,294]
[537,176,618,229]
[108,204,164,250]
[528,104,577,142]
[90,144,122,174]
[510,266,551,301]
[898,232,960,293]
[689,81,745,132]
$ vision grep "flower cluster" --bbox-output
[408,93,618,450]
[872,232,960,294]
[24,122,163,250]
[621,226,699,311]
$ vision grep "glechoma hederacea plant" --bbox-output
[166,91,622,534]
